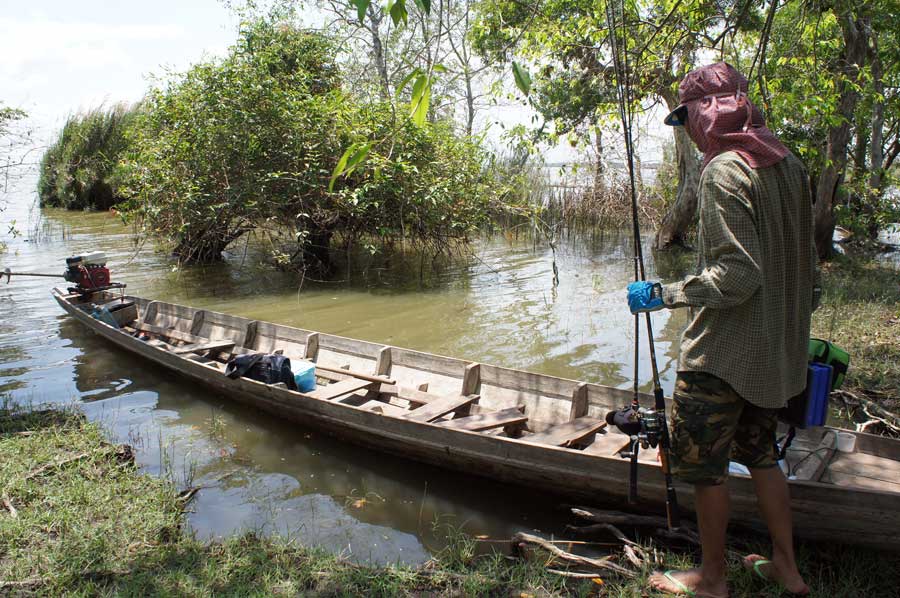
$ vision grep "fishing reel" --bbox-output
[606,404,664,504]
[606,405,662,450]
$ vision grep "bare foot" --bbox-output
[648,568,729,597]
[743,554,809,595]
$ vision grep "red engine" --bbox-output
[66,265,110,290]
[64,252,113,292]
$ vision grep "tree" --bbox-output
[469,0,763,248]
[314,0,497,136]
[119,15,501,270]
[761,0,899,256]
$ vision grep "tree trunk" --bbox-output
[367,6,391,100]
[654,89,701,250]
[868,32,884,196]
[592,126,604,197]
[814,13,869,258]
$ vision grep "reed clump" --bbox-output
[37,103,137,211]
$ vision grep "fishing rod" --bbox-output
[602,0,681,531]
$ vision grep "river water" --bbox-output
[1,188,691,564]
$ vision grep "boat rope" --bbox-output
[603,0,681,530]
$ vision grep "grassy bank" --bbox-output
[812,253,900,419]
[3,406,900,597]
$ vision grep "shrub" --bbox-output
[119,17,499,270]
[38,104,137,210]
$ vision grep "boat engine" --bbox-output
[64,252,114,293]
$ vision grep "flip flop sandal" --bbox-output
[659,571,697,597]
[749,559,810,597]
[750,559,772,580]
[655,571,730,598]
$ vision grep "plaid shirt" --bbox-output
[662,152,819,409]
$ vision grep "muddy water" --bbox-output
[0,191,688,565]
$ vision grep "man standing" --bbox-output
[627,63,816,597]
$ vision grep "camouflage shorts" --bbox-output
[670,371,778,486]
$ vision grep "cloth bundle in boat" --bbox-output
[225,353,298,391]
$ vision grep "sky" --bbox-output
[0,1,239,137]
[0,0,666,168]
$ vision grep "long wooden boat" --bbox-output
[53,288,900,550]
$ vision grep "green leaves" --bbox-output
[512,62,532,96]
[409,72,432,126]
[396,68,433,127]
[387,0,408,26]
[329,142,372,191]
[351,0,370,23]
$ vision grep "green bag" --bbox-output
[808,338,849,390]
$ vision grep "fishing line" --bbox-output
[604,0,681,530]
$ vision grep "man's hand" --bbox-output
[627,281,664,313]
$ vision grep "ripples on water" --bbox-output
[1,189,690,564]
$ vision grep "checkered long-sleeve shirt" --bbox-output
[662,151,818,409]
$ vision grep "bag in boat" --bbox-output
[224,353,298,391]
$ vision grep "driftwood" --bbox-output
[568,507,702,547]
[1,494,16,518]
[23,452,90,481]
[511,532,636,578]
[834,390,900,436]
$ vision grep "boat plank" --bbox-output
[434,407,527,432]
[403,394,480,423]
[827,451,900,485]
[139,323,206,345]
[172,340,236,355]
[358,400,409,417]
[306,378,375,400]
[522,418,607,448]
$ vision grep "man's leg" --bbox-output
[746,466,809,594]
[734,405,808,594]
[649,372,738,597]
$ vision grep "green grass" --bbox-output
[2,406,899,597]
[812,254,900,411]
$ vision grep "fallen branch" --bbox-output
[0,577,45,590]
[176,487,201,506]
[570,506,697,532]
[546,569,604,579]
[2,494,17,518]
[24,452,90,481]
[511,532,636,579]
[834,390,900,436]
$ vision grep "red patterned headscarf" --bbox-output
[664,62,788,171]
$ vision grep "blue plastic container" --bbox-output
[291,360,317,392]
[805,362,833,427]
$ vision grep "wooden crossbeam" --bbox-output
[138,323,206,345]
[306,378,376,401]
[402,394,480,423]
[522,418,607,448]
[434,407,527,432]
[172,340,236,355]
[358,400,409,417]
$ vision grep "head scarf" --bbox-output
[665,62,788,171]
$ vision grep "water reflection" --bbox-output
[3,194,695,564]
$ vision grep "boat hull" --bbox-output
[53,289,900,550]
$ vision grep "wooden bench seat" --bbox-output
[522,417,607,448]
[403,394,480,423]
[434,407,527,432]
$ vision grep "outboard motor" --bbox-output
[64,252,111,292]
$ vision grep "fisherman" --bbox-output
[627,62,816,597]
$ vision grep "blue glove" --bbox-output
[627,281,664,313]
